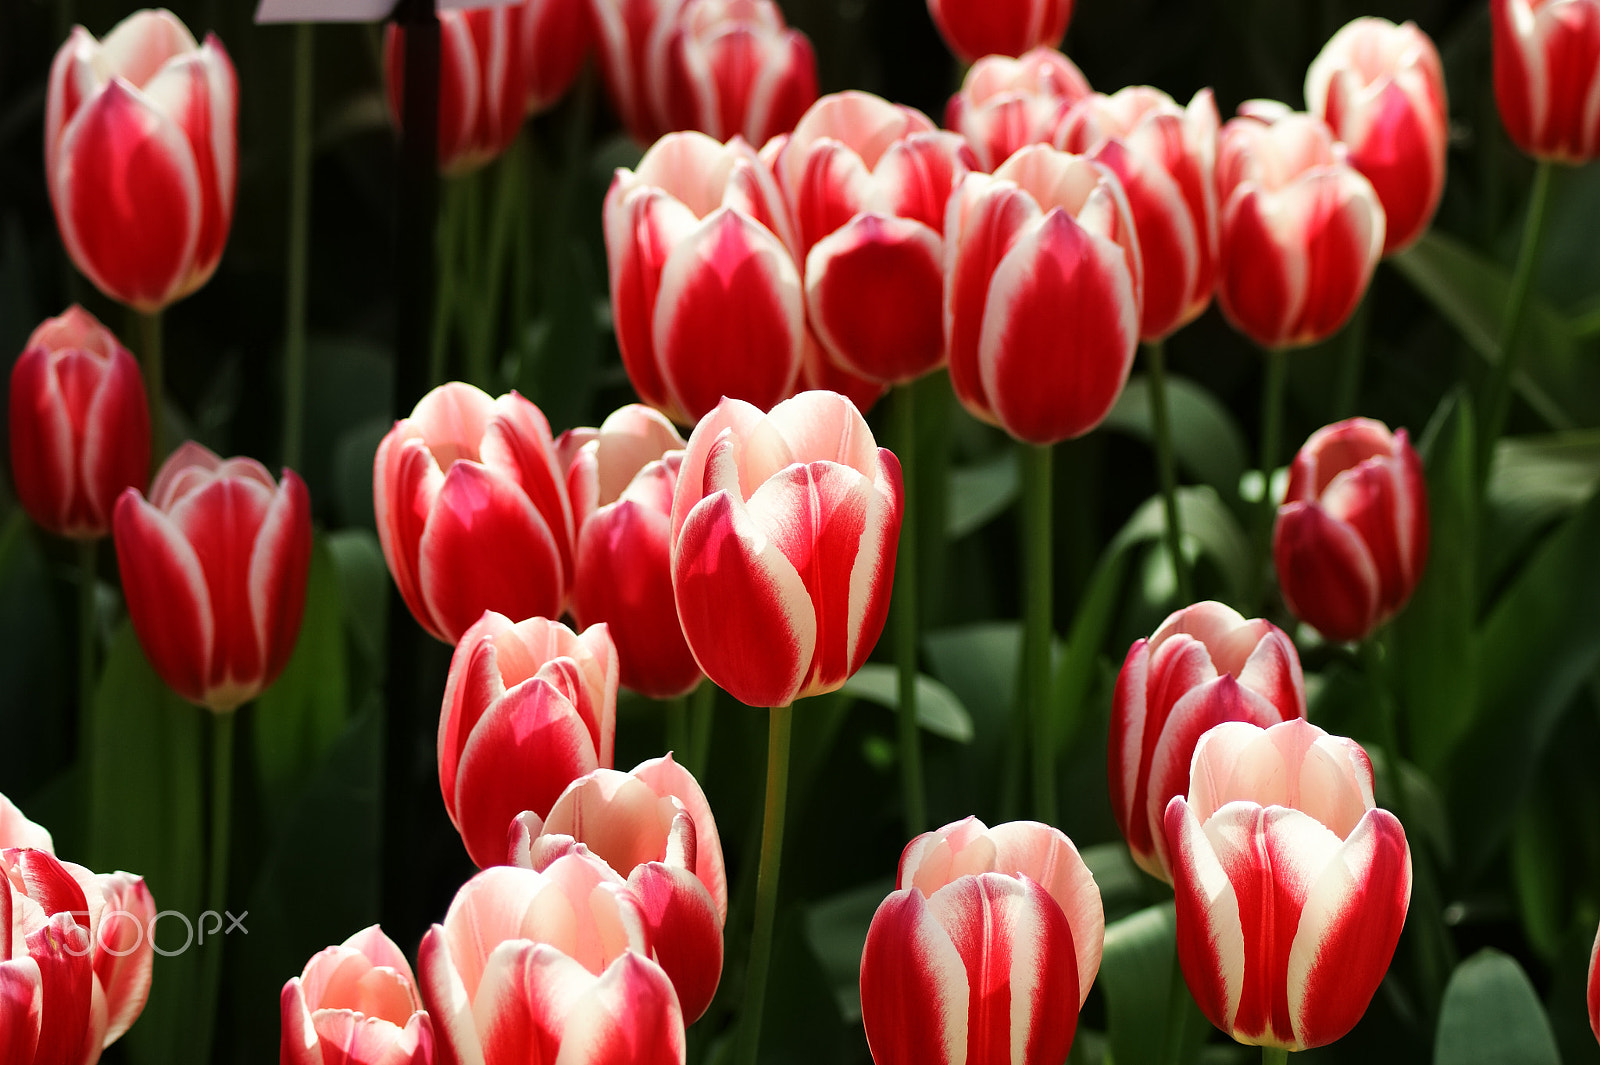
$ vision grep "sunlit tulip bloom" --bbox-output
[1306,18,1448,254]
[418,853,685,1064]
[1492,0,1600,163]
[860,817,1103,1065]
[1058,87,1220,341]
[374,383,576,645]
[926,0,1074,63]
[510,754,726,1022]
[604,132,804,425]
[945,48,1092,171]
[1109,602,1306,882]
[669,391,902,708]
[113,443,311,713]
[1274,418,1429,644]
[46,9,237,312]
[0,796,52,854]
[945,145,1144,446]
[1215,104,1385,349]
[8,307,149,540]
[439,613,619,869]
[281,925,434,1065]
[561,406,701,699]
[1165,720,1410,1050]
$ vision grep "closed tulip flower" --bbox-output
[113,443,311,713]
[1307,18,1449,254]
[1058,87,1221,340]
[604,132,803,425]
[669,391,902,709]
[439,612,619,869]
[926,0,1075,63]
[860,817,1103,1065]
[281,925,434,1065]
[9,306,149,540]
[1493,0,1600,163]
[1109,601,1307,881]
[374,383,576,645]
[562,406,701,699]
[1215,104,1385,349]
[945,145,1144,445]
[1164,719,1411,1050]
[945,47,1092,171]
[1274,418,1429,644]
[46,9,237,312]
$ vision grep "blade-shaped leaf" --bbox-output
[1104,372,1249,496]
[843,665,975,743]
[1434,949,1560,1065]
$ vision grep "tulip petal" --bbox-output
[553,951,685,1065]
[630,755,728,920]
[986,821,1104,1003]
[281,977,326,1065]
[419,925,485,1065]
[945,178,1039,425]
[94,872,155,1046]
[859,888,968,1065]
[113,489,215,704]
[248,470,312,698]
[1273,502,1382,643]
[0,959,42,1065]
[29,913,94,1065]
[627,862,722,1023]
[1166,797,1247,1040]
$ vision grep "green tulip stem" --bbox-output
[139,310,165,466]
[1021,442,1056,826]
[1160,941,1193,1065]
[1262,1046,1290,1065]
[76,539,97,828]
[737,703,793,1065]
[892,382,927,836]
[686,680,715,781]
[282,23,314,472]
[197,709,236,1064]
[1145,339,1192,603]
[1253,348,1289,610]
[1334,293,1371,420]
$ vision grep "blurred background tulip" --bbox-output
[1109,601,1306,881]
[8,306,148,540]
[1590,924,1600,1044]
[1165,719,1411,1051]
[1492,0,1600,163]
[46,9,236,312]
[925,0,1074,63]
[112,442,310,713]
[1274,418,1429,644]
[280,925,434,1065]
[945,47,1091,172]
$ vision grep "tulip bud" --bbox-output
[926,0,1075,64]
[1273,418,1429,644]
[860,818,1103,1065]
[112,442,311,713]
[9,306,149,540]
[281,925,434,1065]
[46,10,237,312]
[1109,602,1306,881]
[670,391,902,709]
[1164,719,1411,1050]
[945,47,1092,171]
[1492,0,1600,164]
[945,145,1144,446]
[1307,18,1449,254]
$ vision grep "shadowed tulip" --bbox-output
[926,0,1075,63]
[945,48,1092,171]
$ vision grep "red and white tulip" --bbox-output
[1492,0,1600,163]
[0,797,52,855]
[1589,922,1600,1044]
[945,48,1092,171]
[926,0,1075,64]
[280,925,434,1065]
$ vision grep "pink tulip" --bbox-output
[1307,18,1449,254]
[281,925,434,1065]
[669,391,902,708]
[46,9,236,312]
[926,0,1075,64]
[860,817,1103,1065]
[439,612,619,869]
[603,132,804,425]
[418,853,685,1064]
[1493,0,1600,163]
[945,145,1144,446]
[1058,87,1221,341]
[1215,104,1385,349]
[8,307,149,540]
[945,48,1092,171]
[1274,418,1429,644]
[113,442,311,713]
[0,797,52,855]
[1108,602,1307,882]
[510,754,726,1022]
[1164,719,1411,1050]
[561,406,701,699]
[374,383,576,645]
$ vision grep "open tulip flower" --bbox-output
[1492,0,1600,163]
[1164,719,1412,1051]
[374,382,576,645]
[9,306,149,540]
[46,9,236,312]
[509,754,726,1023]
[1307,18,1449,255]
[113,442,311,713]
[1274,418,1430,644]
[439,613,619,869]
[1110,601,1307,881]
[860,817,1104,1065]
[281,925,434,1065]
[669,391,902,709]
[945,144,1144,446]
[945,47,1092,172]
[926,0,1075,64]
[418,852,685,1064]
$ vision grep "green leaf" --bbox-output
[1079,842,1146,924]
[1112,485,1252,603]
[843,664,975,743]
[803,878,894,1024]
[946,449,1019,539]
[1104,373,1249,496]
[325,528,389,683]
[1486,429,1600,585]
[1434,949,1560,1065]
[1052,549,1129,756]
[1099,902,1207,1065]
